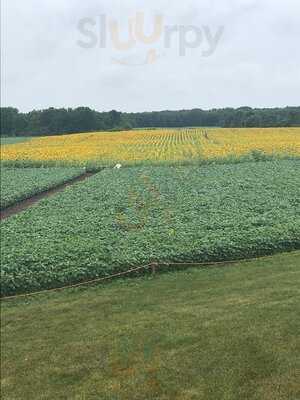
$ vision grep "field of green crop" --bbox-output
[0,167,85,209]
[1,160,299,296]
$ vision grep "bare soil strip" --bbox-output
[1,172,96,221]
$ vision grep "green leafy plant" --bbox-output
[1,160,299,296]
[0,167,85,209]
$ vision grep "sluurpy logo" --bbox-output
[77,13,224,66]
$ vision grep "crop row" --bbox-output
[1,160,300,296]
[1,128,300,167]
[0,167,85,209]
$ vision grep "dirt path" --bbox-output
[1,172,97,221]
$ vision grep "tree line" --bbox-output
[1,106,299,137]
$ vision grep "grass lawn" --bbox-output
[1,251,300,400]
[0,137,33,145]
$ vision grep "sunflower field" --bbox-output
[1,128,300,167]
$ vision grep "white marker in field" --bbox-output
[114,164,122,169]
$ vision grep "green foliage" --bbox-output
[0,167,85,209]
[1,160,300,296]
[1,106,299,136]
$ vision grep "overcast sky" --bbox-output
[1,0,299,113]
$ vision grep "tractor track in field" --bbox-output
[0,172,97,221]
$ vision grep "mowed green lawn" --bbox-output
[1,251,299,400]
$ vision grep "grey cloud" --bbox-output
[1,0,299,112]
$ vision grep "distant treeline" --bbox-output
[1,106,299,137]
